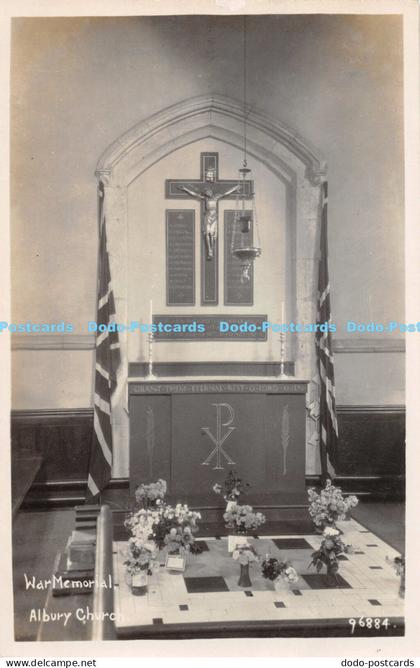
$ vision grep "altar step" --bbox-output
[110,509,315,542]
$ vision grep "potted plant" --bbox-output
[261,556,299,591]
[307,479,358,532]
[309,526,353,587]
[232,542,259,588]
[213,470,250,512]
[223,503,266,552]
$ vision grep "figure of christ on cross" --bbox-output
[166,153,253,304]
[177,183,241,260]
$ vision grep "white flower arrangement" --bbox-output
[154,503,201,552]
[125,476,204,579]
[124,507,161,538]
[307,480,358,527]
[232,542,259,565]
[135,478,167,508]
[223,503,266,533]
[282,566,299,584]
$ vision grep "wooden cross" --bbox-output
[166,152,253,305]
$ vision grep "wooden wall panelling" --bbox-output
[11,405,405,508]
[335,406,405,476]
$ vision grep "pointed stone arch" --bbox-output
[96,94,326,186]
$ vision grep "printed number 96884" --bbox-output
[348,617,389,633]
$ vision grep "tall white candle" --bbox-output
[147,298,154,378]
[280,300,286,374]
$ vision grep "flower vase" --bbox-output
[130,567,149,595]
[399,570,405,599]
[326,563,338,588]
[273,576,289,593]
[225,500,237,513]
[238,562,252,588]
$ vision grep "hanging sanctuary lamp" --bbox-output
[231,15,262,283]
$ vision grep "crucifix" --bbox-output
[166,152,253,305]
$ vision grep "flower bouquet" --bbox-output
[124,506,161,538]
[386,555,405,598]
[123,507,161,592]
[213,470,250,511]
[134,478,167,509]
[123,531,159,595]
[261,556,299,591]
[309,526,353,587]
[307,479,358,531]
[232,542,259,587]
[223,503,266,552]
[224,503,266,534]
[126,480,201,575]
[152,503,202,571]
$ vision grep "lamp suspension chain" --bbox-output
[231,13,262,283]
[243,14,247,168]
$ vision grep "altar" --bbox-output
[129,379,308,516]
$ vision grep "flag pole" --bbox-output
[86,179,121,501]
[316,179,338,484]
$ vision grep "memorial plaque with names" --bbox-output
[224,209,253,305]
[152,314,267,341]
[166,210,195,306]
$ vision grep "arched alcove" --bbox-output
[96,94,326,477]
[96,94,326,184]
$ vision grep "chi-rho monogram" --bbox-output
[201,403,236,470]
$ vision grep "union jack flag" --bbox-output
[87,181,121,499]
[316,181,338,481]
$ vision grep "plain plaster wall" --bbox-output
[10,14,405,409]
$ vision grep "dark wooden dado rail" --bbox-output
[11,405,405,508]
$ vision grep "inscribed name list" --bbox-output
[166,210,195,305]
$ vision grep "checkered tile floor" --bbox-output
[112,519,403,636]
